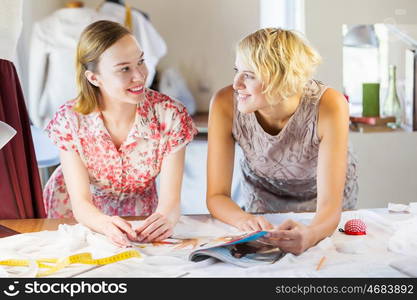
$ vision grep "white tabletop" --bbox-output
[1,208,415,278]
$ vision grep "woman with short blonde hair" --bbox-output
[207,28,358,255]
[236,28,322,103]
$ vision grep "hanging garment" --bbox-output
[0,0,22,62]
[159,68,197,115]
[0,59,45,219]
[99,2,167,88]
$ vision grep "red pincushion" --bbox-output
[342,219,367,235]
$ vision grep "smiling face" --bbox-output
[232,54,270,114]
[85,34,148,106]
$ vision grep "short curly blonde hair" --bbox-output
[236,28,322,103]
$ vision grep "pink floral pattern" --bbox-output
[43,89,197,218]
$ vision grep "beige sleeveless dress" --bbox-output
[232,79,358,213]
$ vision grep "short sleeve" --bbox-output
[159,98,198,156]
[44,102,80,154]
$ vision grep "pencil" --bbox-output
[152,240,176,245]
[316,256,326,271]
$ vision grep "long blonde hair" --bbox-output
[74,20,131,114]
[236,28,322,103]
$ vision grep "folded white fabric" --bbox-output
[77,257,189,278]
[410,202,417,214]
[388,217,417,256]
[0,266,8,277]
[389,256,417,277]
[388,202,411,213]
[0,224,146,278]
[334,237,367,254]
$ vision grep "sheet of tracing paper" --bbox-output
[1,207,416,278]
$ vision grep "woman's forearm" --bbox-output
[157,147,186,225]
[155,198,180,224]
[207,194,250,226]
[308,206,342,245]
[60,149,108,232]
[71,195,107,232]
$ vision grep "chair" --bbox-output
[30,125,60,187]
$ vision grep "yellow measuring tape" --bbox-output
[0,249,141,277]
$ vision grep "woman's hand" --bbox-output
[234,213,274,232]
[135,212,174,243]
[265,219,317,255]
[96,215,138,248]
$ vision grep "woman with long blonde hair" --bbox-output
[44,20,196,247]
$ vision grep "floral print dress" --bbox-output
[43,89,197,218]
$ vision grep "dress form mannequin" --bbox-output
[0,0,23,62]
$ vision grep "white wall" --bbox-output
[260,0,305,32]
[350,132,417,208]
[305,0,417,91]
[260,0,285,29]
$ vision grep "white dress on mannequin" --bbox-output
[0,0,22,62]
